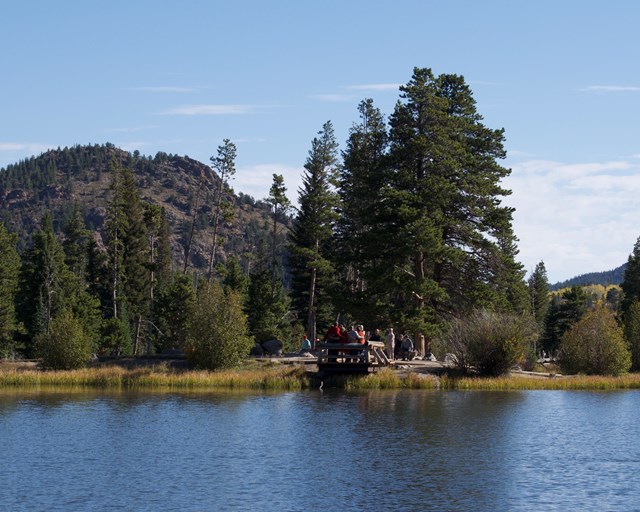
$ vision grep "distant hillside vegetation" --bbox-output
[0,143,286,271]
[550,264,626,291]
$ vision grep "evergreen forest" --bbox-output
[1,67,639,376]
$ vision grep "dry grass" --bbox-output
[0,362,309,391]
[343,368,441,390]
[442,373,640,390]
[4,360,640,391]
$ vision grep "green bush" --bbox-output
[186,281,253,370]
[559,306,630,376]
[35,311,93,370]
[441,310,537,376]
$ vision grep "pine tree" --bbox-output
[208,139,236,280]
[289,121,340,343]
[119,167,148,324]
[541,286,588,355]
[378,68,522,336]
[624,300,640,371]
[154,274,195,353]
[246,245,292,345]
[16,213,100,357]
[0,223,20,357]
[16,213,69,347]
[221,255,249,299]
[335,99,389,323]
[143,203,166,354]
[528,261,550,328]
[266,173,291,294]
[105,161,127,320]
[621,236,640,317]
[104,161,148,354]
[62,203,90,278]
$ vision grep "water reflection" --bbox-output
[0,389,639,511]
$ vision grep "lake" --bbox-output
[1,388,639,511]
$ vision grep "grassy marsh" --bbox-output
[3,360,640,391]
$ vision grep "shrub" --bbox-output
[559,305,630,376]
[441,310,537,376]
[35,311,93,370]
[186,281,253,370]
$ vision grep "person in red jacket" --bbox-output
[324,322,341,343]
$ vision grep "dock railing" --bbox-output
[316,340,389,372]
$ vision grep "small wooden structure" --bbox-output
[316,341,389,374]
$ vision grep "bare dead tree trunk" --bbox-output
[207,172,226,281]
[306,238,320,344]
[133,316,142,356]
[183,173,204,274]
[307,266,317,345]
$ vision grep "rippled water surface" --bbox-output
[1,388,639,511]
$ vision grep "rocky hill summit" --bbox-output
[0,143,282,271]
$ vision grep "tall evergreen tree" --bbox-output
[335,99,389,323]
[379,67,523,336]
[289,121,340,343]
[104,161,127,320]
[541,286,588,354]
[154,274,195,353]
[624,299,640,371]
[266,173,291,294]
[221,255,250,299]
[621,236,640,317]
[143,203,167,354]
[62,203,90,278]
[208,139,236,280]
[528,261,550,328]
[104,162,148,354]
[246,249,291,344]
[119,167,148,324]
[16,213,69,346]
[16,213,100,357]
[0,223,20,357]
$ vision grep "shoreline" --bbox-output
[2,357,640,391]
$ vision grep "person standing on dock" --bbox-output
[385,328,395,360]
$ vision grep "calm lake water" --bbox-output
[1,388,639,511]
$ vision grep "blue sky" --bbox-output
[2,0,640,283]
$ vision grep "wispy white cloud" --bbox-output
[504,158,640,282]
[309,94,357,103]
[583,85,640,92]
[128,86,198,93]
[158,104,258,115]
[116,141,153,152]
[346,83,402,92]
[0,142,52,153]
[311,83,402,103]
[105,125,159,133]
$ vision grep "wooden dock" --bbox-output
[316,341,389,374]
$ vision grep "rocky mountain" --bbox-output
[0,143,285,272]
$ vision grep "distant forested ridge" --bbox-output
[550,264,626,291]
[0,143,284,271]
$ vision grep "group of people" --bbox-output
[383,327,417,361]
[319,322,417,361]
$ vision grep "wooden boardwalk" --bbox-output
[315,341,389,374]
